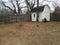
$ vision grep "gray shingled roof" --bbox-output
[31,5,45,12]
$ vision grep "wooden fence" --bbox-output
[50,13,60,21]
[0,14,30,23]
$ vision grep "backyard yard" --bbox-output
[0,22,60,45]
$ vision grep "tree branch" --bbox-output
[16,0,21,14]
[10,0,16,14]
[1,0,13,11]
[25,0,35,11]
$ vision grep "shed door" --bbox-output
[31,13,37,21]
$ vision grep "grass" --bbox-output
[0,22,60,45]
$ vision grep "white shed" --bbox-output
[31,5,51,22]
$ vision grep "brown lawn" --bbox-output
[0,22,60,45]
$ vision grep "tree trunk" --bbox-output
[37,0,39,22]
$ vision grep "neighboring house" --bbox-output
[31,5,51,22]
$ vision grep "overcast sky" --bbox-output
[1,0,60,13]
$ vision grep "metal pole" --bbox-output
[37,0,39,22]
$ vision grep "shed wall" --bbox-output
[39,6,50,22]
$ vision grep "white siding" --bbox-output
[31,13,37,21]
[38,12,42,22]
[39,5,50,22]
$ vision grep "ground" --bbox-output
[0,22,60,45]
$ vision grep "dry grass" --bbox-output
[0,22,60,45]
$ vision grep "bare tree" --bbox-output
[25,0,36,12]
[0,0,24,15]
[25,0,36,21]
[44,0,60,8]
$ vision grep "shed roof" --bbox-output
[31,5,45,12]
